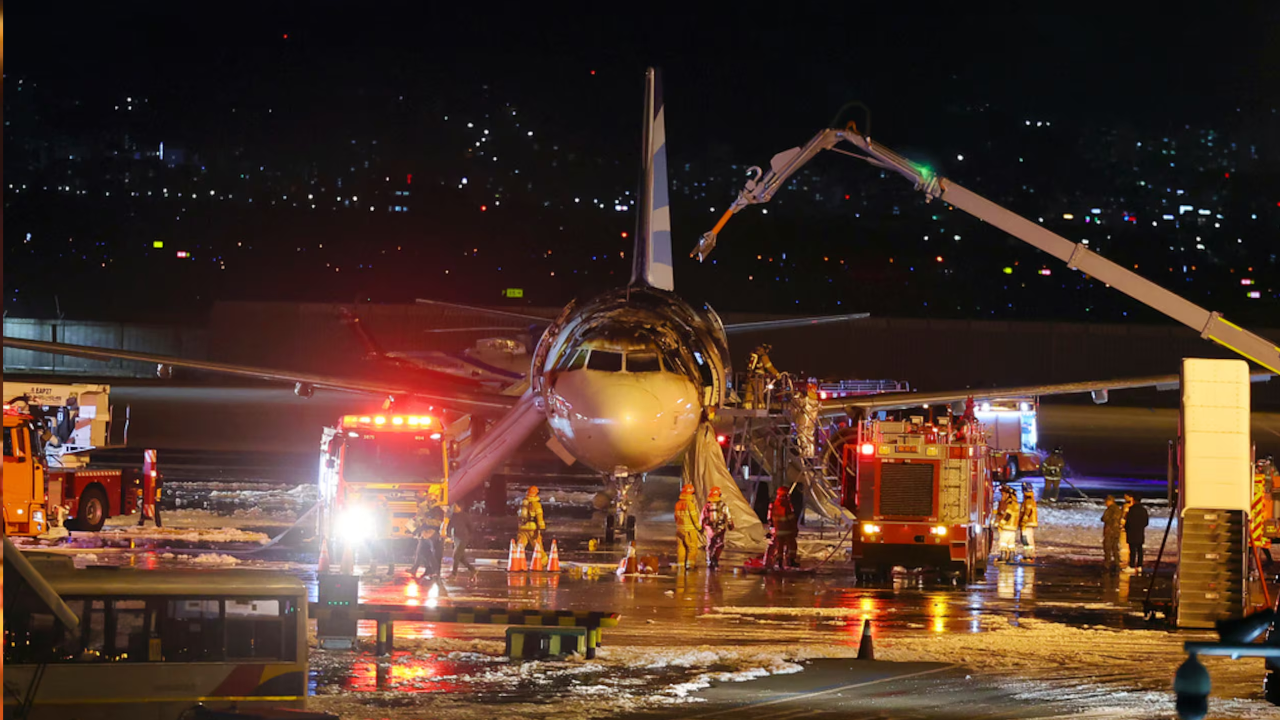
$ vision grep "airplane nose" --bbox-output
[547,373,701,474]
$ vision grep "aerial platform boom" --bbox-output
[694,124,1280,375]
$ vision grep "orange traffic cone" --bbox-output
[531,543,546,572]
[318,540,331,573]
[857,619,874,660]
[506,539,520,572]
[547,540,561,572]
[513,541,528,572]
[623,541,638,575]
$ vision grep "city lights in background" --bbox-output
[4,74,1276,321]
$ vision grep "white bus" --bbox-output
[4,555,309,719]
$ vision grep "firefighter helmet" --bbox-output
[776,486,789,498]
[681,484,695,495]
[708,486,722,500]
[526,485,539,497]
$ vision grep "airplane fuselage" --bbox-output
[533,286,730,476]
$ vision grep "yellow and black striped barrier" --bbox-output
[308,603,621,658]
[506,626,588,659]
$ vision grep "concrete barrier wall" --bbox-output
[3,318,207,377]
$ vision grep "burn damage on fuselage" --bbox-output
[531,286,730,475]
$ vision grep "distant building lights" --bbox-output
[1038,268,1052,276]
[1247,291,1261,299]
[1062,213,1074,220]
[153,241,164,248]
[1241,279,1255,286]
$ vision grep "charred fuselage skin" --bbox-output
[532,286,729,476]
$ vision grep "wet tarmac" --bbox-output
[28,385,1280,717]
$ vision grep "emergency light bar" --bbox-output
[341,414,434,430]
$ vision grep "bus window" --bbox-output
[112,600,149,662]
[226,599,284,660]
[55,599,86,660]
[626,352,662,373]
[566,349,589,371]
[3,594,59,664]
[163,599,224,662]
[587,350,622,372]
[84,600,106,661]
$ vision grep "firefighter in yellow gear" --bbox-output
[674,484,703,571]
[995,487,1019,562]
[745,343,780,409]
[517,485,545,556]
[1018,484,1039,562]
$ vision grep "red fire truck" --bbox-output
[841,415,993,581]
[3,383,156,534]
[318,411,451,568]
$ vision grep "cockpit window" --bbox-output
[626,352,661,373]
[565,349,588,371]
[586,350,623,372]
[660,348,690,378]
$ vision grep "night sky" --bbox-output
[7,4,1280,323]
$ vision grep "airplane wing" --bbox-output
[724,312,870,334]
[818,371,1276,415]
[2,337,518,413]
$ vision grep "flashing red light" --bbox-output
[406,174,412,185]
[716,434,728,446]
[590,70,596,75]
[620,231,628,238]
[282,33,289,39]
[859,443,876,456]
[935,255,944,262]
[480,205,488,212]
[1224,172,1230,178]
[844,194,850,200]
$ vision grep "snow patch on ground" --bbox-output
[309,641,829,719]
[185,553,240,565]
[92,526,271,545]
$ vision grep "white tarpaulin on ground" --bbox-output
[682,422,766,549]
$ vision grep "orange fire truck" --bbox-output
[841,414,994,581]
[318,412,450,567]
[1254,456,1279,547]
[3,383,156,535]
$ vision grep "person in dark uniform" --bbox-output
[1123,492,1149,576]
[447,502,476,578]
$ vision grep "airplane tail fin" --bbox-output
[338,307,387,360]
[629,67,675,292]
